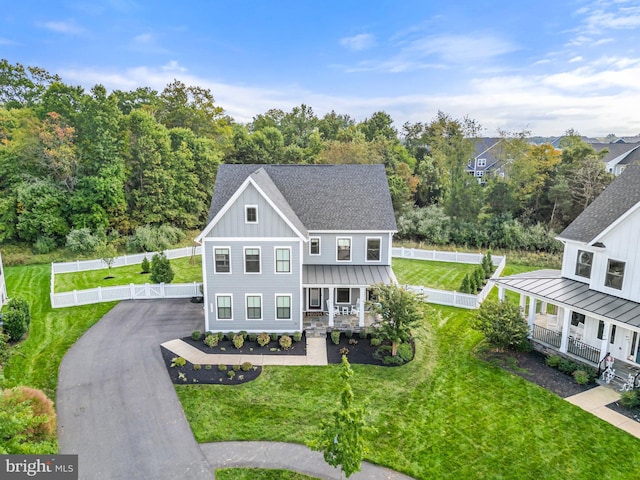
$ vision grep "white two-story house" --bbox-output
[494,165,640,369]
[195,164,398,334]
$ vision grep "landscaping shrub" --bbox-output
[482,251,494,278]
[473,301,530,351]
[141,256,151,274]
[293,331,303,342]
[279,335,292,350]
[358,330,368,339]
[171,357,186,368]
[370,337,382,347]
[193,364,201,371]
[218,364,227,371]
[270,332,279,342]
[33,236,57,255]
[191,330,202,341]
[226,332,235,341]
[344,330,353,338]
[204,364,212,370]
[204,334,219,348]
[3,298,31,342]
[545,354,562,368]
[339,346,349,356]
[459,274,472,294]
[150,253,174,283]
[241,362,253,371]
[6,386,57,438]
[217,332,225,341]
[348,338,358,345]
[573,370,590,385]
[620,389,640,409]
[232,334,244,349]
[232,364,241,371]
[227,370,235,379]
[0,387,57,453]
[249,333,257,342]
[257,332,270,347]
[397,342,414,362]
[473,266,485,291]
[331,331,341,345]
[239,331,248,340]
[0,332,10,365]
[558,359,579,375]
[126,224,185,252]
[66,228,104,254]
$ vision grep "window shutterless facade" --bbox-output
[214,247,231,273]
[276,295,291,320]
[245,205,258,223]
[575,250,593,278]
[366,237,381,262]
[337,237,351,262]
[275,247,291,273]
[605,259,625,290]
[216,295,232,320]
[246,295,262,320]
[309,237,320,255]
[244,247,261,273]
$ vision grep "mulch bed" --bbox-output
[606,400,640,423]
[180,334,307,356]
[161,346,262,385]
[481,349,596,398]
[325,333,414,366]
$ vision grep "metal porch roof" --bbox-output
[303,265,395,287]
[494,269,640,328]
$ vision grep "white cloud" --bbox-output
[39,20,85,35]
[130,32,170,54]
[569,56,584,63]
[340,33,376,51]
[133,33,154,44]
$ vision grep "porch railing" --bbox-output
[532,324,561,348]
[568,337,601,364]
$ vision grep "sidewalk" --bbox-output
[565,386,640,438]
[161,337,328,366]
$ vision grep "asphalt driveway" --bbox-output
[57,299,214,480]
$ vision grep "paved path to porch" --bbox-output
[565,386,640,438]
[161,336,328,366]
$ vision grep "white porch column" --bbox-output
[600,321,612,360]
[559,307,571,353]
[498,286,505,302]
[519,294,526,313]
[527,296,536,331]
[540,301,547,315]
[328,288,334,327]
[358,287,365,327]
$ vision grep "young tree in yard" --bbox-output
[99,244,117,279]
[150,253,174,283]
[473,301,530,351]
[368,284,423,356]
[308,355,373,478]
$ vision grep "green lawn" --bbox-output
[176,304,640,479]
[53,256,202,293]
[216,469,318,480]
[392,257,479,290]
[2,264,116,400]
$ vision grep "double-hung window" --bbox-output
[244,248,261,273]
[366,238,381,261]
[216,295,232,320]
[276,295,291,320]
[245,205,258,223]
[337,237,351,262]
[575,250,593,278]
[214,247,230,273]
[275,248,291,273]
[310,237,320,255]
[605,259,625,290]
[246,295,262,320]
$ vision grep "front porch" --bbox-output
[303,310,378,336]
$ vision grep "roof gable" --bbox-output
[558,165,640,243]
[205,164,397,232]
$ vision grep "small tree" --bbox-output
[473,300,530,351]
[459,274,472,294]
[2,298,31,342]
[99,244,117,278]
[368,284,423,356]
[141,256,151,274]
[150,253,174,283]
[308,355,373,478]
[482,251,493,278]
[473,266,485,291]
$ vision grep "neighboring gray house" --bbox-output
[195,164,398,333]
[466,137,505,182]
[0,251,7,305]
[591,142,640,176]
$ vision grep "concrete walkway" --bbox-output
[161,337,328,366]
[565,386,640,438]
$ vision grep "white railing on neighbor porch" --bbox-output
[50,282,203,308]
[392,247,507,309]
[51,246,202,274]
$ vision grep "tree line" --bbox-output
[0,59,613,254]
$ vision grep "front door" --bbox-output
[309,288,322,310]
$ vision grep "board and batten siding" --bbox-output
[303,232,392,265]
[562,206,640,303]
[205,183,297,239]
[203,239,302,332]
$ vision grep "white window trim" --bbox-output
[215,294,233,321]
[274,246,292,274]
[308,288,322,309]
[245,293,263,321]
[243,246,261,274]
[336,236,352,262]
[365,236,382,263]
[335,288,351,304]
[245,205,258,224]
[275,294,292,320]
[477,158,486,167]
[475,170,484,177]
[309,236,321,256]
[213,246,232,274]
[604,258,625,290]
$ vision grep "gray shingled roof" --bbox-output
[558,165,640,243]
[591,143,640,165]
[494,269,640,328]
[207,164,397,231]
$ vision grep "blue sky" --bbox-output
[2,0,640,136]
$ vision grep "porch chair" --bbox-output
[350,299,360,315]
[326,300,340,316]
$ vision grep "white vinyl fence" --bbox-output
[393,247,507,309]
[51,282,203,308]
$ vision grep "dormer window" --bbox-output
[245,205,258,223]
[605,259,625,290]
[575,250,593,278]
[477,158,486,167]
